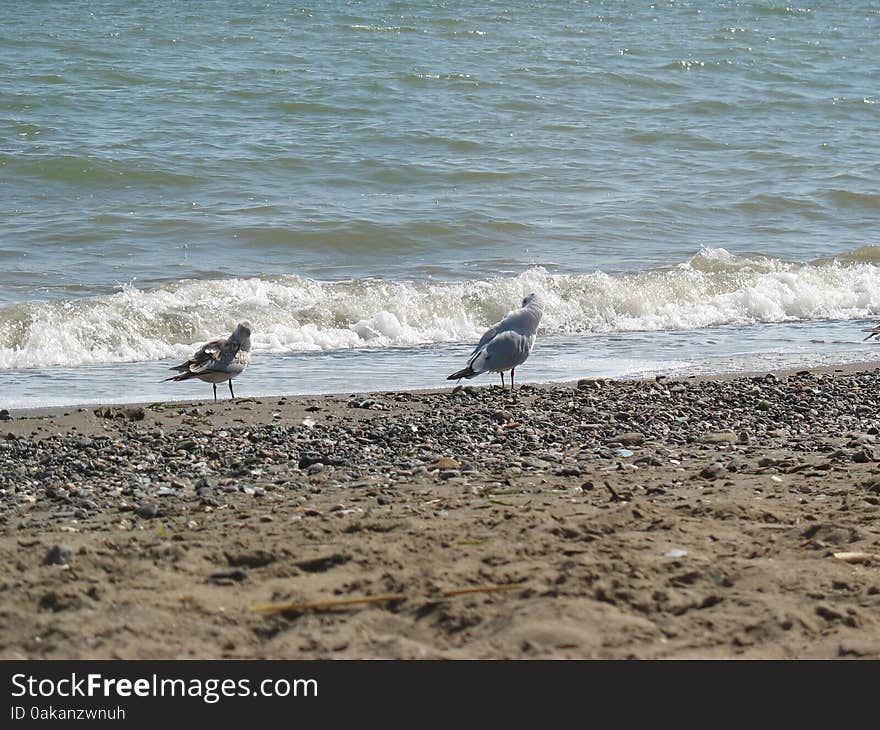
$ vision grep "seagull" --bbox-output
[165,321,252,401]
[863,322,880,341]
[448,293,543,390]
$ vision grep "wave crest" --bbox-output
[2,248,880,369]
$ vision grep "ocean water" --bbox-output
[2,0,879,407]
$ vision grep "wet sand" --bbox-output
[2,366,880,659]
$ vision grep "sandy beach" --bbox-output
[2,365,880,659]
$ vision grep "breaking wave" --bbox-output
[3,247,880,369]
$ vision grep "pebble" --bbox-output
[557,466,582,477]
[852,448,874,464]
[43,544,73,566]
[699,430,736,444]
[615,432,645,447]
[664,548,688,559]
[430,457,461,470]
[699,463,726,480]
[135,503,159,519]
[5,369,880,534]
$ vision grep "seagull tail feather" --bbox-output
[447,365,477,380]
[164,372,194,382]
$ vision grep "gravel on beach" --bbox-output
[2,368,880,659]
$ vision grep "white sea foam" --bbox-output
[2,248,880,370]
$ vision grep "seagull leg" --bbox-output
[511,368,515,390]
[212,383,217,402]
[500,371,505,389]
[229,380,235,399]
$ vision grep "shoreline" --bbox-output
[2,364,880,658]
[6,358,880,423]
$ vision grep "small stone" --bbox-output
[664,548,688,559]
[299,452,323,469]
[699,431,736,444]
[430,457,461,470]
[0,409,10,421]
[852,448,874,464]
[135,503,159,519]
[700,463,725,480]
[577,378,604,389]
[615,432,644,447]
[43,544,73,566]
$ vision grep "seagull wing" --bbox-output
[863,323,880,341]
[469,330,533,374]
[470,303,532,353]
[188,339,241,374]
[169,337,239,374]
[470,322,500,357]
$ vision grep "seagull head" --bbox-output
[521,293,541,309]
[232,320,252,342]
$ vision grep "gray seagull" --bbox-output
[448,293,543,390]
[165,321,252,401]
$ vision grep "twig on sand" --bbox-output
[251,583,526,615]
[604,481,624,502]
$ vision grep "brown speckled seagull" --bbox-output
[165,321,252,401]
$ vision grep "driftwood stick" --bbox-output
[605,481,623,501]
[439,584,522,598]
